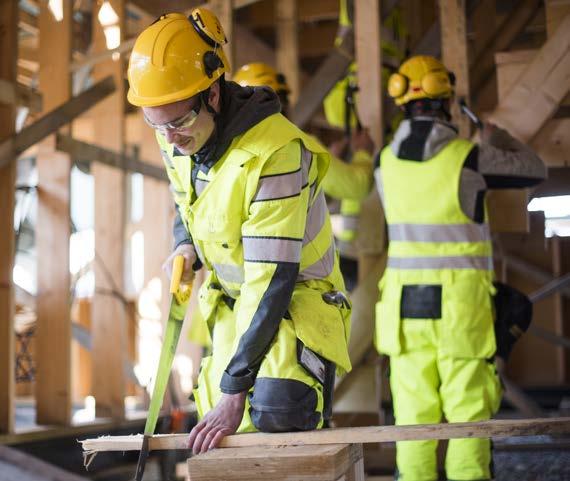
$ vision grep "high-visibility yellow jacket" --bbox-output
[158,113,352,394]
[375,138,496,359]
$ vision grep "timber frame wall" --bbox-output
[1,0,569,437]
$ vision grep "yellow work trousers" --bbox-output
[390,319,502,481]
[193,302,327,433]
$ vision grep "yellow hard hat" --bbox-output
[232,63,290,94]
[387,55,454,106]
[127,9,230,107]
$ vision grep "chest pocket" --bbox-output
[190,160,250,255]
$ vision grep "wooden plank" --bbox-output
[471,0,544,101]
[0,76,116,169]
[545,0,570,36]
[79,417,570,452]
[439,0,470,137]
[188,443,363,481]
[488,14,570,142]
[0,0,17,436]
[91,0,127,421]
[276,0,300,105]
[291,44,353,128]
[354,0,383,146]
[35,0,73,427]
[0,79,42,113]
[487,190,530,233]
[55,134,167,181]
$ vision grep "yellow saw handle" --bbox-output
[170,255,185,294]
[170,255,193,304]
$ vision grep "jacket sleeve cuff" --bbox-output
[220,370,255,394]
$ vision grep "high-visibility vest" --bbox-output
[374,138,496,359]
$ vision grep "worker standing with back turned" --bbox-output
[375,55,546,481]
[126,10,351,454]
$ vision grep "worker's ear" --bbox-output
[207,81,221,113]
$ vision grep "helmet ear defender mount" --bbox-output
[188,11,226,78]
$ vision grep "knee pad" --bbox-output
[249,378,320,432]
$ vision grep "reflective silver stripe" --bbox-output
[341,215,359,231]
[388,223,491,243]
[253,168,302,201]
[374,167,385,205]
[243,236,302,263]
[298,242,336,280]
[161,149,174,169]
[213,263,245,284]
[301,145,312,187]
[195,178,209,197]
[308,180,317,207]
[387,256,493,270]
[303,190,327,246]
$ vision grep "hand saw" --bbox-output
[135,255,192,481]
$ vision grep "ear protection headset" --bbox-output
[387,57,455,106]
[188,9,228,78]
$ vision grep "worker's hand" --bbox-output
[162,243,196,283]
[351,128,375,155]
[328,137,349,159]
[188,391,247,454]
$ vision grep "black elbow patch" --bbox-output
[463,145,479,171]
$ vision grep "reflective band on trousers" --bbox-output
[243,236,302,263]
[387,255,493,270]
[388,223,491,243]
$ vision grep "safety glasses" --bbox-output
[144,99,202,133]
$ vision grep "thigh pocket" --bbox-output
[374,280,403,356]
[248,378,320,432]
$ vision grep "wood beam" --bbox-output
[488,14,570,142]
[0,78,42,113]
[35,0,73,427]
[439,0,471,137]
[80,417,570,452]
[290,40,353,128]
[276,0,299,105]
[56,134,167,181]
[471,0,543,102]
[91,0,127,420]
[354,0,383,146]
[0,76,115,169]
[0,0,17,436]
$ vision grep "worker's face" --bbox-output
[142,83,220,155]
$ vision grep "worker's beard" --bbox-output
[175,110,215,156]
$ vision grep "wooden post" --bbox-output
[91,0,127,420]
[439,0,471,137]
[34,0,73,427]
[354,0,383,147]
[0,0,17,435]
[276,0,300,105]
[209,0,235,76]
